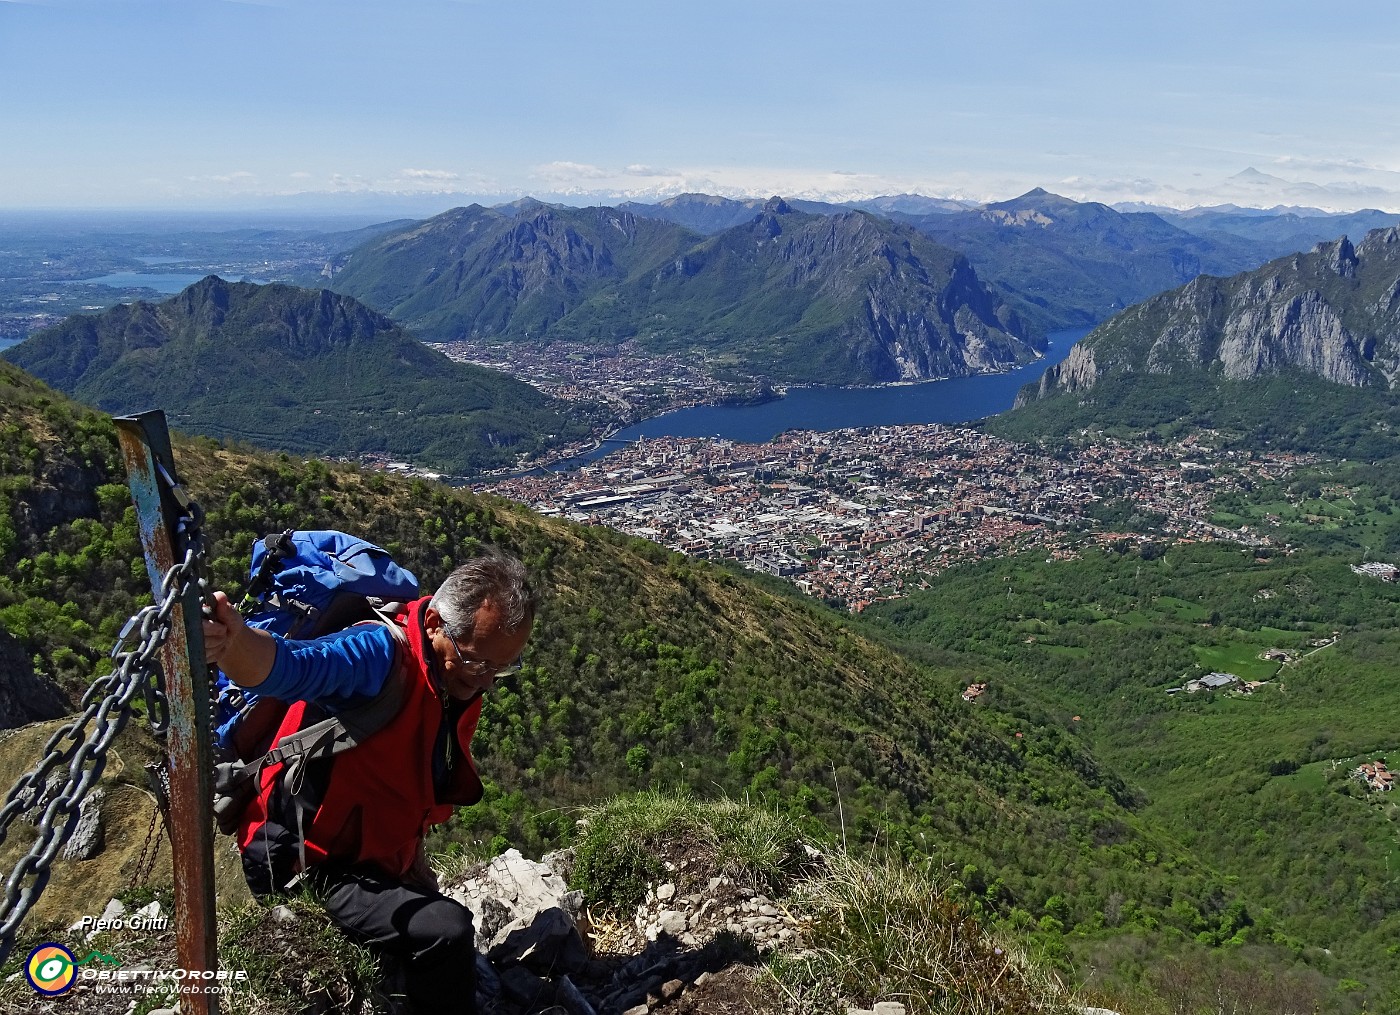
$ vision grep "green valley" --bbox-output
[866,541,1400,1011]
[0,359,1366,1013]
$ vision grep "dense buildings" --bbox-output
[482,424,1309,610]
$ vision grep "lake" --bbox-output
[556,327,1090,469]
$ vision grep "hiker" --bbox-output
[203,548,536,1014]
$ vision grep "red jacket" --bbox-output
[237,598,485,879]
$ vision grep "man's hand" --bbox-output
[203,590,276,687]
[202,591,242,664]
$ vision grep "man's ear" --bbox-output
[423,606,442,635]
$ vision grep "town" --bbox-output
[434,338,770,427]
[479,424,1313,611]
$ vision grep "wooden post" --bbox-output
[114,410,218,1015]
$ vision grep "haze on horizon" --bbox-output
[1,0,1398,216]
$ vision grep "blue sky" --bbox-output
[2,0,1397,211]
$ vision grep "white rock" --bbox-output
[61,788,105,861]
[656,882,676,901]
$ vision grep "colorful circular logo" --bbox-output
[25,943,77,996]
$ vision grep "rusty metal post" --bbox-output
[115,410,218,1015]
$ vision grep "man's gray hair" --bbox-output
[430,548,536,640]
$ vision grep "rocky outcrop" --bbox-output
[60,787,105,861]
[442,843,824,1015]
[1025,226,1400,402]
[0,628,71,728]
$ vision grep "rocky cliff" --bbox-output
[1023,227,1400,404]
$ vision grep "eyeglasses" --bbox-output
[447,632,522,680]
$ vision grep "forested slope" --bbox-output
[0,360,1278,1013]
[3,277,594,474]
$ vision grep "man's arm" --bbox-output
[204,590,397,703]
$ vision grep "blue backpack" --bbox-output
[211,530,420,835]
[238,529,420,639]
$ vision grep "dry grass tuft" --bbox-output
[765,850,1076,1015]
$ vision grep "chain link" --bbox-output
[133,802,166,887]
[0,483,207,964]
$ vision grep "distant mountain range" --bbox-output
[1151,206,1400,260]
[3,276,592,473]
[329,198,1041,385]
[619,190,1397,335]
[1027,226,1400,401]
[884,189,1269,331]
[615,192,974,234]
[313,188,1400,391]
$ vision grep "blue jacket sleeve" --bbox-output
[259,624,397,708]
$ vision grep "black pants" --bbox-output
[320,865,477,1014]
[242,824,476,1013]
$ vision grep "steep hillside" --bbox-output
[330,202,699,343]
[1026,227,1400,403]
[3,276,593,474]
[561,199,1040,383]
[899,189,1267,331]
[0,363,1265,987]
[330,198,1041,385]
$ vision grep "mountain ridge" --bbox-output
[2,276,593,474]
[893,189,1269,331]
[1024,226,1400,406]
[331,200,1042,385]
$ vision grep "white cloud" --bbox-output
[623,164,675,178]
[400,168,460,181]
[329,173,371,192]
[289,171,313,179]
[531,161,612,183]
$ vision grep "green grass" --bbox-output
[1155,596,1211,622]
[570,791,812,914]
[568,792,1078,1015]
[1191,643,1281,682]
[218,895,380,1015]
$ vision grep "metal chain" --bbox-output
[133,759,171,886]
[0,486,207,964]
[133,804,165,886]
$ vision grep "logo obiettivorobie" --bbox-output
[24,943,77,995]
